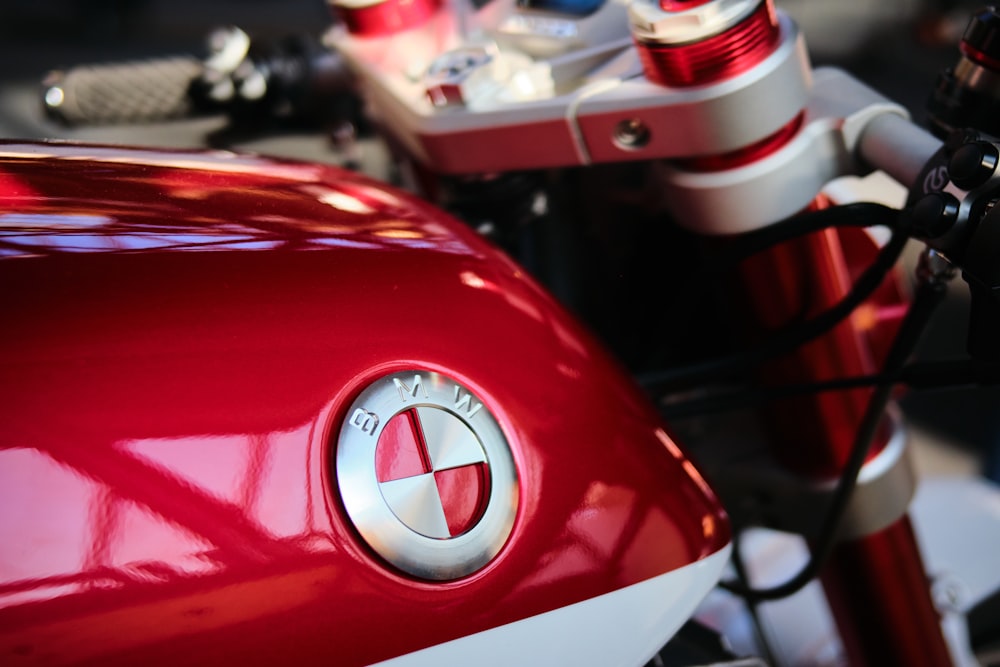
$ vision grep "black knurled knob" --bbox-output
[911,192,961,239]
[949,140,1000,190]
[963,6,1000,64]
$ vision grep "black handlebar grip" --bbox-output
[42,56,203,126]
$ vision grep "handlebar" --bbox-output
[42,56,203,126]
[41,27,356,129]
[857,113,942,193]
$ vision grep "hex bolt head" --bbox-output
[911,191,961,239]
[949,141,1000,190]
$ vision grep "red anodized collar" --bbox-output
[635,0,780,87]
[332,0,441,36]
[960,40,1000,72]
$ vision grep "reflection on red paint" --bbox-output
[0,170,38,199]
[1,448,117,604]
[434,463,490,536]
[0,425,329,612]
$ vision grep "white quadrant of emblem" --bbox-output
[416,407,487,470]
[380,473,451,539]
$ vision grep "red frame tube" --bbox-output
[735,220,954,665]
[822,518,955,666]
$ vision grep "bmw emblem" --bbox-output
[336,371,519,580]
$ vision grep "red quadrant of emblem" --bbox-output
[375,410,430,483]
[435,463,490,536]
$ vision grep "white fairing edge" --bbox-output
[375,544,732,667]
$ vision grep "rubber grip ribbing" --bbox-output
[43,56,203,126]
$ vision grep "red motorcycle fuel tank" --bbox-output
[0,142,730,666]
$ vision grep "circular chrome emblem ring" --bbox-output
[336,371,518,580]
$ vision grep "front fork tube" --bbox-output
[822,517,954,666]
[735,226,954,667]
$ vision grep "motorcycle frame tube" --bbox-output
[735,224,896,476]
[733,221,953,666]
[760,100,951,666]
[821,517,955,666]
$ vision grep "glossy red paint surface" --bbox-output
[0,142,729,665]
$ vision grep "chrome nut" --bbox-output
[628,0,759,45]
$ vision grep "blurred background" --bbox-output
[0,0,997,479]
[0,0,338,159]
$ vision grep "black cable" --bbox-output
[658,359,1000,419]
[660,374,886,419]
[730,531,779,665]
[697,202,900,274]
[717,275,949,603]
[903,358,1000,388]
[663,203,900,317]
[639,222,909,391]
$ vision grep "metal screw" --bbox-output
[930,573,966,613]
[613,118,652,150]
[916,248,958,286]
